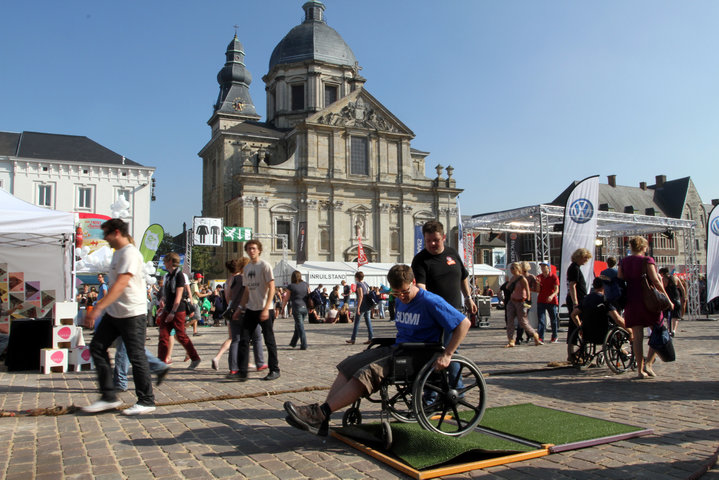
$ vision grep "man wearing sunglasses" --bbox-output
[283,264,470,435]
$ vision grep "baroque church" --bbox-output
[199,1,462,266]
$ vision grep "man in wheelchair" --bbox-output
[284,264,471,436]
[570,276,627,345]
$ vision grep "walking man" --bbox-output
[536,261,560,343]
[237,240,280,381]
[83,218,156,415]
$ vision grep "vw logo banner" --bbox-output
[707,205,719,303]
[559,176,599,305]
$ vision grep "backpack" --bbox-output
[310,289,323,309]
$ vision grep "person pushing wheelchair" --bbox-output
[284,264,471,436]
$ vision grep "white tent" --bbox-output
[0,189,76,310]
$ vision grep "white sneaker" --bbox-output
[82,399,122,413]
[121,403,156,416]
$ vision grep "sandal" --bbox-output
[504,342,515,348]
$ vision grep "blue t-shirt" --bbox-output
[394,289,465,344]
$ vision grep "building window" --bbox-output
[350,136,369,176]
[324,84,338,107]
[291,84,305,111]
[78,187,92,209]
[116,188,130,202]
[319,227,330,252]
[390,229,400,253]
[38,184,52,207]
[483,250,493,265]
[276,219,293,251]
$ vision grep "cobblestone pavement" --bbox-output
[0,311,717,479]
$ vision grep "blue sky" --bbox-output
[2,1,718,235]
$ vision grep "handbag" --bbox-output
[648,321,676,362]
[641,258,672,313]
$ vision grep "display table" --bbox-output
[4,318,53,371]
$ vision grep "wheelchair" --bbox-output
[341,338,487,449]
[567,320,634,374]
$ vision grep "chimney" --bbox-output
[713,199,719,206]
[608,175,616,187]
[655,175,666,187]
[640,182,647,190]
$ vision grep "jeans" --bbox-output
[114,340,168,391]
[351,309,374,342]
[238,309,279,375]
[157,310,199,362]
[378,300,386,319]
[229,319,264,371]
[537,303,558,341]
[89,313,154,405]
[290,305,308,349]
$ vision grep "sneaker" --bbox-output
[188,359,201,370]
[550,337,559,343]
[121,404,156,416]
[248,363,257,370]
[263,371,280,381]
[284,401,327,435]
[257,364,269,371]
[156,367,170,386]
[82,399,122,413]
[230,373,248,382]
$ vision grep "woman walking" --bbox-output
[618,236,674,379]
[504,262,542,347]
[284,271,311,350]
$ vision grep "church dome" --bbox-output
[269,1,357,71]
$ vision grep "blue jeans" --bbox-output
[114,340,169,391]
[537,303,558,341]
[350,310,373,342]
[378,300,386,319]
[90,313,154,405]
[290,305,308,349]
[230,320,264,372]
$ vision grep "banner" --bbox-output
[707,205,719,303]
[507,233,520,263]
[297,222,307,264]
[192,217,223,247]
[414,225,424,255]
[559,175,599,305]
[463,232,475,269]
[357,236,368,268]
[76,213,112,254]
[182,229,192,277]
[223,226,252,242]
[457,196,465,263]
[139,224,164,263]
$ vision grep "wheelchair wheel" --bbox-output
[604,327,634,374]
[567,329,590,367]
[342,407,362,427]
[381,419,393,450]
[382,384,415,423]
[411,354,487,437]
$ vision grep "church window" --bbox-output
[276,219,293,250]
[291,84,305,111]
[37,184,52,207]
[390,228,400,253]
[78,187,93,209]
[324,85,338,107]
[319,227,330,252]
[350,136,369,176]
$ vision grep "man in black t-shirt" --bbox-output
[565,248,591,343]
[411,220,476,315]
[570,276,626,345]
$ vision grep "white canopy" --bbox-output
[0,189,76,306]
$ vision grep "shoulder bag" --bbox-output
[641,258,671,313]
[648,319,676,362]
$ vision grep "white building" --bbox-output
[0,131,155,238]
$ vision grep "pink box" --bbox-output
[40,348,68,374]
[68,346,94,372]
[52,325,79,349]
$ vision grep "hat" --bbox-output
[539,261,550,267]
[194,273,203,279]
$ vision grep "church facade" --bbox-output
[199,1,461,266]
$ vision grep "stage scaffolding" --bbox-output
[464,205,701,319]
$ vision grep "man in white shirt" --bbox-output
[83,219,155,416]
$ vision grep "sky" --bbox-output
[2,1,718,235]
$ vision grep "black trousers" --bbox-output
[90,313,154,405]
[238,309,279,375]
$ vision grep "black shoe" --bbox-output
[284,401,328,436]
[156,367,170,386]
[226,372,247,381]
[263,371,280,381]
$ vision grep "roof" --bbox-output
[0,131,143,166]
[269,1,357,71]
[0,188,75,246]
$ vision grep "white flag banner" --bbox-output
[706,205,719,303]
[456,196,465,263]
[559,176,599,305]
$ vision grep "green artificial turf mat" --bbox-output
[475,403,643,445]
[336,422,534,470]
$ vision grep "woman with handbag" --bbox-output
[659,267,686,337]
[618,236,674,379]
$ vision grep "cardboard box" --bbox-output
[54,301,78,326]
[52,325,79,349]
[40,348,68,374]
[68,346,94,372]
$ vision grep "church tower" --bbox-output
[263,0,366,128]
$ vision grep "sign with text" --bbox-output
[223,226,252,242]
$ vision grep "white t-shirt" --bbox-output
[106,243,147,318]
[243,258,274,311]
